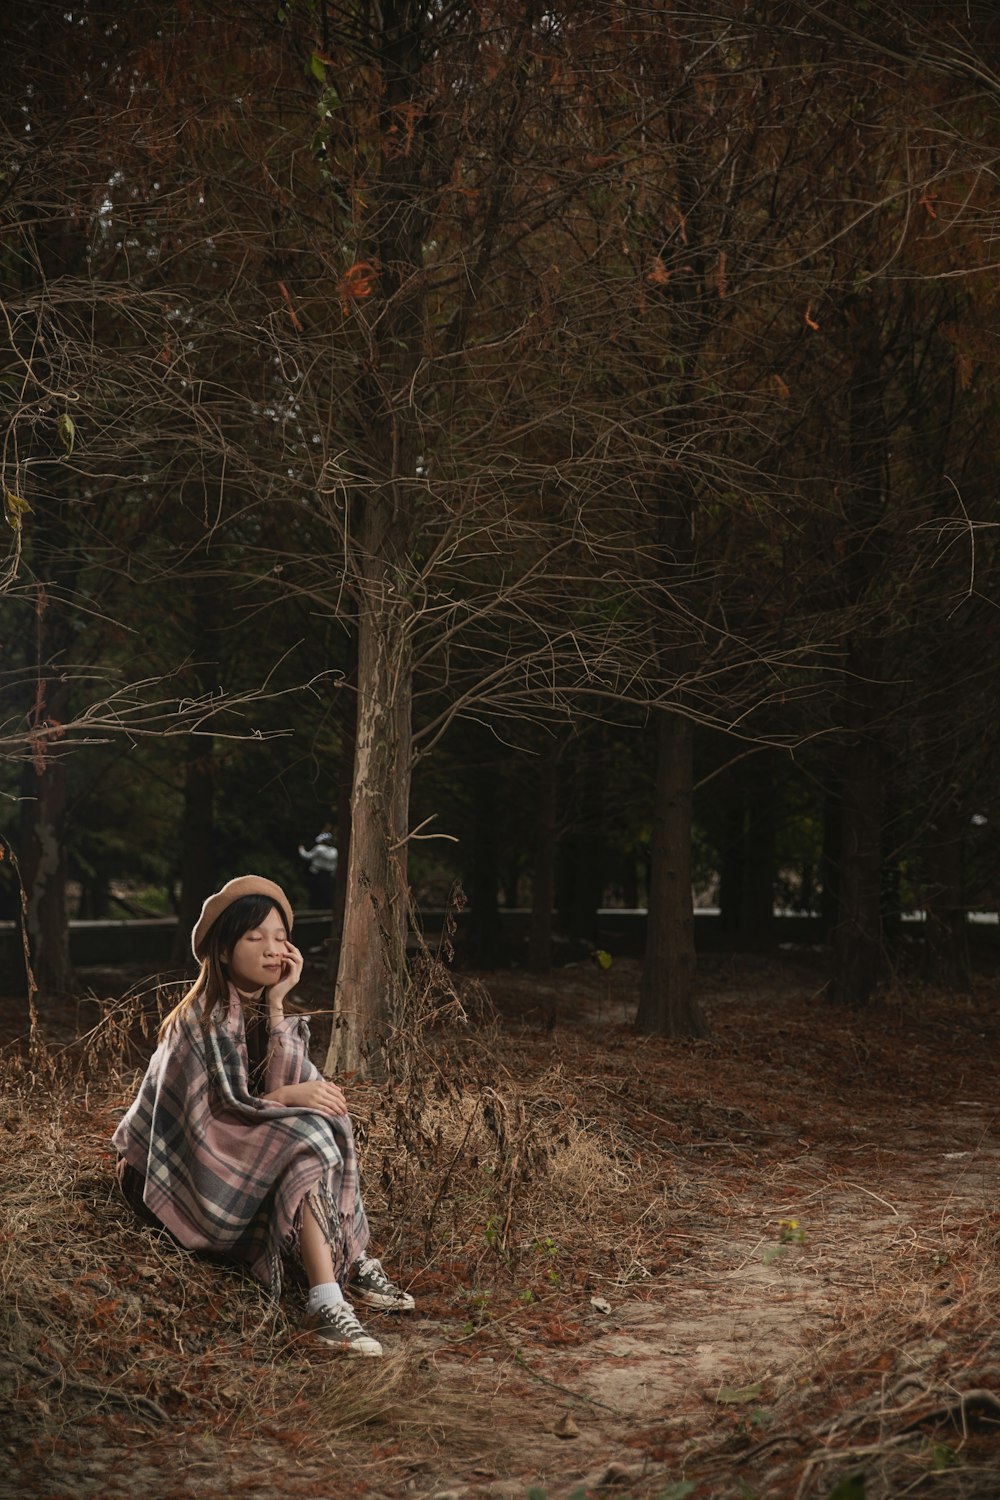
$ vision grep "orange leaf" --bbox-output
[337,260,379,310]
[918,190,938,220]
[803,302,820,331]
[647,255,671,285]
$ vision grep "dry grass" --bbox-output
[0,966,667,1498]
[0,1023,516,1451]
[2,955,1000,1499]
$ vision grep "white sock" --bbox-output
[307,1281,344,1313]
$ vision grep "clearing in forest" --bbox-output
[1,954,999,1500]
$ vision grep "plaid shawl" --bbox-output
[111,986,369,1292]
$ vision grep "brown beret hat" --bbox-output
[191,875,294,960]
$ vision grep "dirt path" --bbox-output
[449,1109,998,1499]
[3,957,999,1500]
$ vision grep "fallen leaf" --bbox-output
[716,1382,762,1405]
[552,1413,579,1439]
[590,1295,612,1314]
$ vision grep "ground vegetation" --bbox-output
[2,953,999,1498]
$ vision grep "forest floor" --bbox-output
[1,950,999,1500]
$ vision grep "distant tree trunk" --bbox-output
[170,734,215,966]
[558,833,604,948]
[637,709,707,1037]
[740,752,776,950]
[828,658,884,1005]
[922,796,970,990]
[620,853,639,910]
[827,312,888,1006]
[76,874,111,920]
[170,578,219,965]
[528,735,558,972]
[718,753,775,950]
[555,734,605,949]
[19,671,74,997]
[13,203,85,999]
[468,741,501,967]
[820,782,842,938]
[717,778,744,943]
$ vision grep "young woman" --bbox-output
[113,874,413,1356]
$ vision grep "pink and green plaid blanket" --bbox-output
[112,987,369,1291]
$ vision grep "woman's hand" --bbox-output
[266,1078,348,1115]
[266,941,304,1018]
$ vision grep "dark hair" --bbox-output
[159,894,291,1040]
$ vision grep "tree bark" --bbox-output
[637,709,707,1037]
[11,162,86,998]
[922,796,970,990]
[827,307,889,1005]
[828,660,884,1004]
[717,776,744,944]
[19,670,74,998]
[327,512,413,1077]
[740,752,776,951]
[528,735,558,972]
[820,782,842,938]
[325,5,427,1076]
[169,574,219,965]
[170,734,215,966]
[468,742,502,968]
[327,627,357,985]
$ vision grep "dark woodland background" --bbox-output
[4,0,1000,1038]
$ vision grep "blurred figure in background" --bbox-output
[298,831,338,908]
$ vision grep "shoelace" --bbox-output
[317,1301,363,1332]
[357,1257,390,1286]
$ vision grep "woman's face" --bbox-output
[224,905,291,996]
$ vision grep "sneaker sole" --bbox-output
[352,1290,416,1312]
[303,1332,383,1356]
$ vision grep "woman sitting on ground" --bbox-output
[112,875,412,1356]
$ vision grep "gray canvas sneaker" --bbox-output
[303,1299,383,1356]
[350,1256,416,1312]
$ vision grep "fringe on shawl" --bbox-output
[270,1174,365,1300]
[113,991,369,1297]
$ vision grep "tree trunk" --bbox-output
[558,833,604,949]
[717,754,775,951]
[555,734,605,950]
[922,796,970,990]
[717,777,744,943]
[637,709,707,1037]
[828,661,884,1004]
[740,752,776,951]
[528,736,558,972]
[169,575,219,965]
[820,782,842,938]
[827,307,888,1005]
[327,524,413,1077]
[468,744,502,968]
[19,671,75,998]
[12,198,86,999]
[325,4,427,1076]
[327,627,357,985]
[170,734,215,966]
